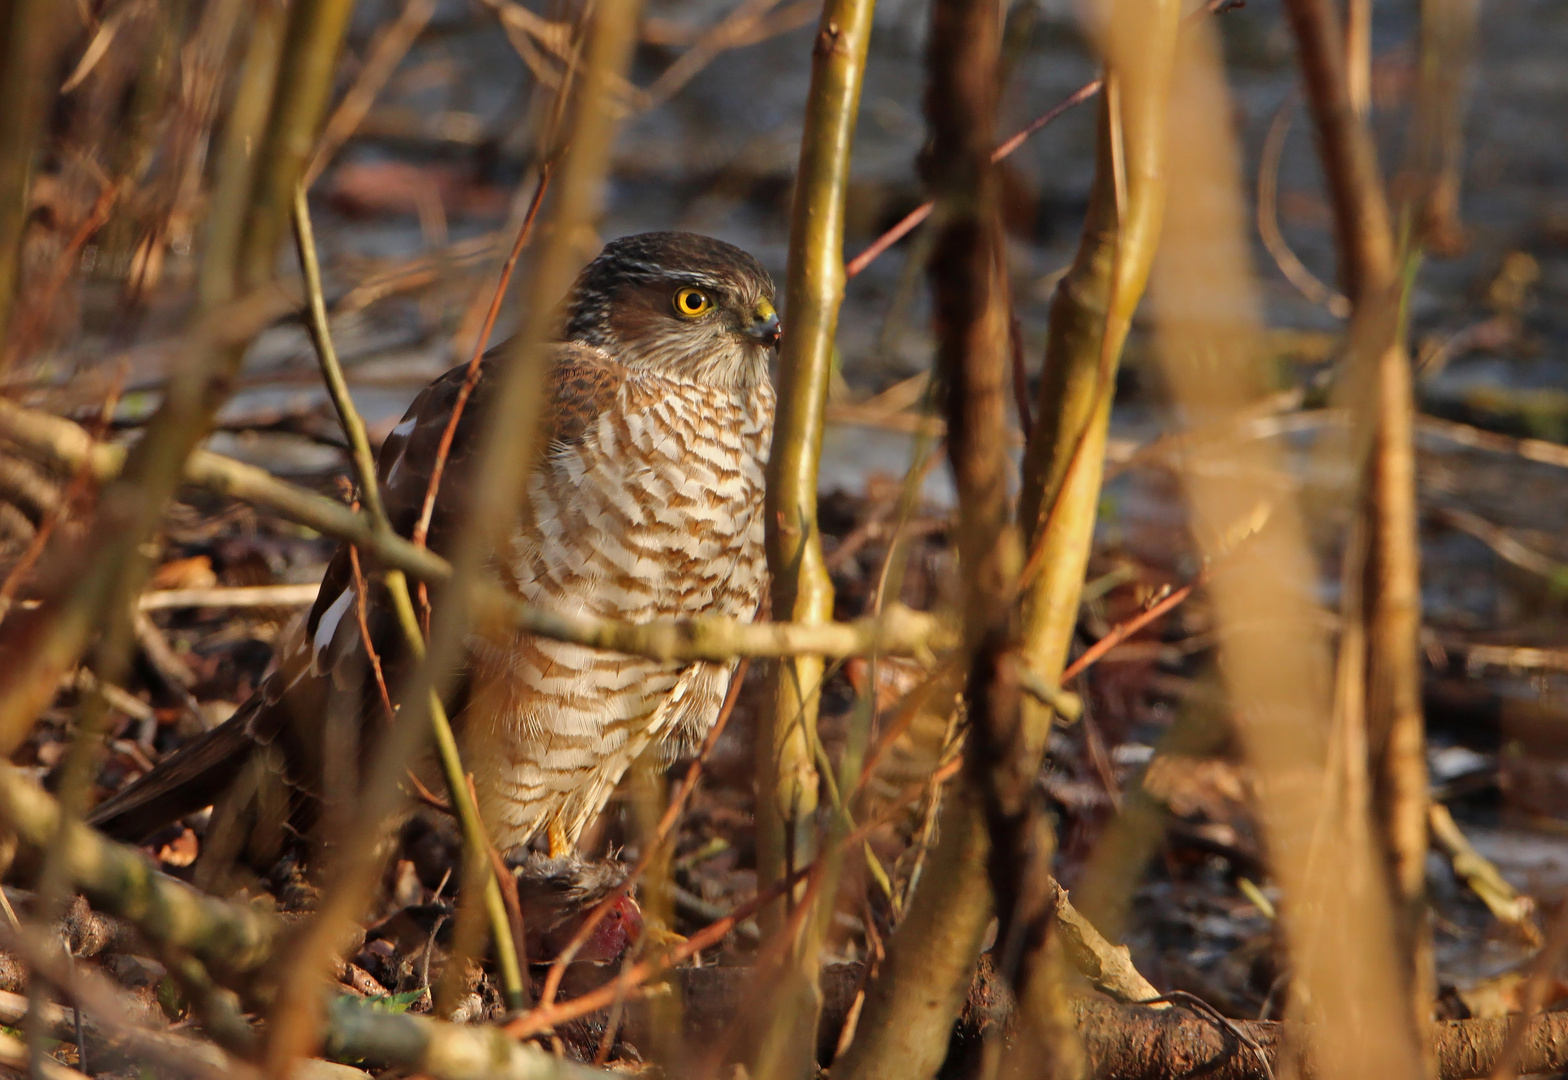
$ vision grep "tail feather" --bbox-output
[88,699,262,843]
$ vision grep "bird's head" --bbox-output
[562,231,780,390]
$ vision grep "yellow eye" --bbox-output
[673,287,712,318]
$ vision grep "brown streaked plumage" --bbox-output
[89,231,780,857]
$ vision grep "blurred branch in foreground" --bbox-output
[261,0,643,1065]
[1285,0,1433,1048]
[1152,12,1426,1080]
[0,0,354,772]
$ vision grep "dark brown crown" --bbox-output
[563,232,774,347]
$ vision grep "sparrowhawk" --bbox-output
[90,231,781,859]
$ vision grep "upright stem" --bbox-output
[237,0,358,292]
[754,0,874,1071]
[292,191,525,1010]
[1009,0,1180,919]
[1346,0,1372,119]
[0,0,65,356]
[1286,0,1431,1053]
[200,0,286,311]
[831,794,992,1080]
[1149,16,1427,1080]
[918,0,1040,1005]
[1406,0,1478,252]
[1285,0,1396,305]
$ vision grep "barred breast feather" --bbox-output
[468,361,775,848]
[88,344,774,854]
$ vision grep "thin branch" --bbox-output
[0,765,278,978]
[292,188,527,1010]
[412,164,552,555]
[1257,92,1352,318]
[844,79,1102,280]
[0,398,951,663]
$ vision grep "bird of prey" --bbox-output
[90,231,781,861]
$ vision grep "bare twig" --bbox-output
[412,164,552,557]
[291,187,527,1016]
[844,79,1102,281]
[137,584,322,610]
[1417,415,1568,470]
[305,0,437,187]
[1256,93,1352,318]
[0,398,951,663]
[1428,802,1540,943]
[1434,506,1568,587]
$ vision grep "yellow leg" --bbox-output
[547,815,570,858]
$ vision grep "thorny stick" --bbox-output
[536,659,752,1008]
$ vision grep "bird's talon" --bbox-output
[644,925,688,951]
[546,817,570,859]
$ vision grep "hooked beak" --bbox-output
[745,299,782,347]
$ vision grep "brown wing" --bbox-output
[89,344,627,844]
[305,341,625,688]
